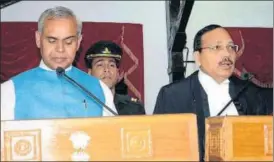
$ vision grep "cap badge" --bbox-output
[102,47,111,54]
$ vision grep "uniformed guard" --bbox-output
[84,40,146,115]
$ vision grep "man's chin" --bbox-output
[52,63,71,70]
[102,81,114,89]
[219,72,233,79]
[43,59,71,70]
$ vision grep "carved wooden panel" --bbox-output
[206,123,224,161]
[121,127,152,159]
[1,114,199,161]
[264,124,273,156]
[208,128,221,157]
[4,129,41,161]
[206,116,273,161]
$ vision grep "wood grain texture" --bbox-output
[1,113,199,161]
[205,116,273,161]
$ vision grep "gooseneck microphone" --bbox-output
[56,67,118,116]
[216,72,254,116]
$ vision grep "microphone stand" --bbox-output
[217,74,253,116]
[56,67,118,116]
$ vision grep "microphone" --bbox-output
[216,72,254,116]
[56,67,118,116]
[241,72,254,81]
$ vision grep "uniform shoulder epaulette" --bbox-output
[130,97,138,102]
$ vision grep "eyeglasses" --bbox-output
[199,44,239,53]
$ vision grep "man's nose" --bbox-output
[221,46,231,57]
[103,65,110,72]
[56,41,65,53]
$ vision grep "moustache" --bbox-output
[219,57,233,65]
[101,76,112,79]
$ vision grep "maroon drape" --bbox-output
[225,27,273,88]
[0,22,144,101]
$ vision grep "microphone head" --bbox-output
[56,67,65,76]
[241,72,254,80]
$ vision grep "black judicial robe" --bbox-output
[153,71,268,161]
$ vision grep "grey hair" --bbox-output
[37,6,82,36]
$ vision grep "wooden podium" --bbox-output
[1,114,199,161]
[205,116,273,161]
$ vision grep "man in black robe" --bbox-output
[153,24,268,161]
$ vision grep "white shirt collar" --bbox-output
[39,60,72,72]
[198,69,239,116]
[198,69,229,94]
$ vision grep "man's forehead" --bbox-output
[44,16,77,25]
[42,18,78,35]
[41,32,78,40]
[202,39,234,46]
[93,57,116,62]
[45,35,77,40]
[202,28,233,44]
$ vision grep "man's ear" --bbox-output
[77,34,83,50]
[194,51,201,67]
[117,68,120,75]
[35,31,41,48]
[87,68,92,75]
[116,68,123,82]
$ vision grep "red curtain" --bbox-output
[0,22,144,101]
[225,27,273,88]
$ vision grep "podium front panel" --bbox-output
[205,116,273,161]
[1,113,199,161]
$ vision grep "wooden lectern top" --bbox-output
[1,113,199,161]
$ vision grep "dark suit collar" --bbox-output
[190,71,210,117]
[228,77,238,98]
[189,71,208,161]
[228,77,246,115]
[114,94,126,115]
[114,93,127,104]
